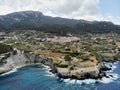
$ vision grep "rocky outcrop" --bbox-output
[57,70,101,80]
[101,54,120,63]
[0,50,110,80]
[0,50,56,74]
[56,63,110,80]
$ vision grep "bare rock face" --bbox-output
[0,50,110,80]
[56,63,110,80]
[56,68,101,80]
[0,50,55,74]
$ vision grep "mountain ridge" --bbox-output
[0,11,119,34]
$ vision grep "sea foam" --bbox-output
[0,68,17,76]
[63,72,119,85]
[64,78,96,84]
[0,65,25,76]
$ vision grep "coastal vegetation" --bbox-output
[1,30,120,79]
[0,43,13,54]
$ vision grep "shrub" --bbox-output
[64,55,72,61]
[69,66,74,70]
[0,43,13,54]
[56,63,68,68]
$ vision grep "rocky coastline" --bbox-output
[0,50,56,74]
[56,64,111,80]
[0,49,113,80]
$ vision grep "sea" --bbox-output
[0,62,120,90]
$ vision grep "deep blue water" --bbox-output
[0,62,120,90]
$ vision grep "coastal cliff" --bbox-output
[56,63,109,80]
[0,49,110,80]
[0,50,56,74]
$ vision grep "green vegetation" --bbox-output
[91,51,102,62]
[1,30,120,73]
[0,43,13,54]
[69,66,74,70]
[55,63,68,68]
[64,55,72,61]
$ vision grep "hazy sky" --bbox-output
[0,0,120,24]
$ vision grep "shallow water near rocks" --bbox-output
[0,62,120,90]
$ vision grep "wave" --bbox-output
[0,68,17,76]
[42,65,56,77]
[98,77,113,84]
[98,73,119,84]
[63,73,119,85]
[64,78,96,84]
[0,64,47,76]
[108,73,119,80]
[0,65,26,76]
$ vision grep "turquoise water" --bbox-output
[0,62,120,90]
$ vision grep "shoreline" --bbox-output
[0,50,119,81]
[0,63,44,76]
[0,62,119,85]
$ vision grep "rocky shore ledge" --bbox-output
[56,63,111,80]
[0,50,111,80]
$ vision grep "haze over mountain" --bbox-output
[0,11,120,34]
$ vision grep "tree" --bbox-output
[64,55,72,61]
[64,55,72,65]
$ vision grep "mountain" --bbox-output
[0,11,120,34]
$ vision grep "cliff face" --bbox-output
[56,66,104,80]
[0,50,55,74]
[0,50,109,79]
